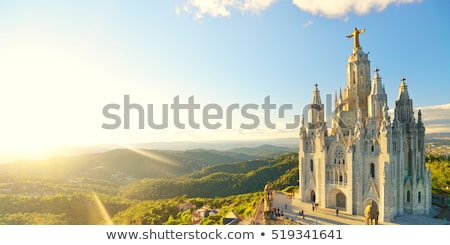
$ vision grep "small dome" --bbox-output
[264,182,272,191]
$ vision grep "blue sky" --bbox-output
[0,0,449,157]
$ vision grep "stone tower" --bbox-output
[263,182,274,224]
[298,28,432,222]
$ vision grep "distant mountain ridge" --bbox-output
[3,133,446,164]
[0,145,296,181]
[0,138,299,164]
[227,144,296,158]
[425,132,450,143]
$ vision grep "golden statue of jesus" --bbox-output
[346,27,365,49]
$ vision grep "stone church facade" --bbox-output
[298,28,432,222]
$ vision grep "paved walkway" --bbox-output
[244,191,448,225]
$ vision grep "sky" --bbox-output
[0,0,449,160]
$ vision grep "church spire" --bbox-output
[394,77,414,123]
[368,68,387,120]
[370,68,383,95]
[312,83,322,105]
[309,83,324,128]
[397,77,410,101]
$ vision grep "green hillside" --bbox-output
[119,153,299,200]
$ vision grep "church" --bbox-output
[298,28,432,222]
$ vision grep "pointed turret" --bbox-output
[394,77,414,123]
[299,114,307,139]
[309,84,324,128]
[312,83,322,105]
[368,68,387,120]
[370,68,383,95]
[417,110,423,127]
[397,77,410,101]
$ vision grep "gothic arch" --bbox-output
[328,188,347,210]
[306,188,316,203]
[416,182,426,206]
[311,191,316,203]
[403,179,413,214]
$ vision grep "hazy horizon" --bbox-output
[2,129,450,165]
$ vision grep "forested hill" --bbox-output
[119,153,299,200]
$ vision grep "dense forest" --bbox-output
[0,192,135,224]
[119,153,298,200]
[0,144,448,225]
[426,154,450,195]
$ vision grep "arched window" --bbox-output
[370,163,375,178]
[418,192,421,203]
[334,146,344,165]
[406,191,411,202]
[371,145,374,152]
[310,159,314,171]
[339,175,343,182]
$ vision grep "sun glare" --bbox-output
[118,143,179,167]
[91,192,113,225]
